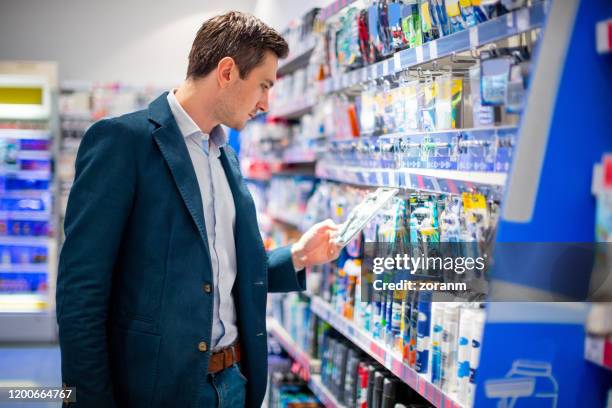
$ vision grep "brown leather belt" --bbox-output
[208,342,241,374]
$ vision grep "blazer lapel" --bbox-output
[219,146,266,273]
[148,93,211,261]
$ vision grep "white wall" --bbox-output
[0,0,326,86]
[0,0,255,86]
[253,0,329,30]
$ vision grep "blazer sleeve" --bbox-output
[56,119,136,407]
[266,246,306,293]
[222,145,306,293]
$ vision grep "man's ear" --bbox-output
[217,57,237,88]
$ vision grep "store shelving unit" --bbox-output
[309,374,346,408]
[277,43,316,77]
[268,317,346,408]
[317,3,546,96]
[316,163,506,195]
[0,71,59,341]
[259,1,612,407]
[269,94,315,119]
[267,318,321,376]
[310,296,464,408]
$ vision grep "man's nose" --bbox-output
[257,91,269,113]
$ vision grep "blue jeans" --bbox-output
[198,363,247,407]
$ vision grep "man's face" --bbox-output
[218,51,277,130]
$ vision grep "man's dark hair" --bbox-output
[187,11,289,80]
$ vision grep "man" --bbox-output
[57,11,341,408]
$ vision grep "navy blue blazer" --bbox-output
[56,93,305,408]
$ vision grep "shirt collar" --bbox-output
[166,89,228,153]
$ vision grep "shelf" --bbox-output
[267,211,304,230]
[316,162,506,195]
[309,374,346,408]
[278,46,316,77]
[267,318,321,375]
[0,190,51,199]
[0,211,51,221]
[0,293,49,313]
[0,263,48,274]
[0,129,51,140]
[282,149,317,164]
[318,3,545,95]
[0,236,51,246]
[269,95,315,119]
[310,296,464,408]
[0,170,51,180]
[585,335,612,370]
[17,151,52,160]
[267,317,340,407]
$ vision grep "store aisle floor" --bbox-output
[0,344,61,408]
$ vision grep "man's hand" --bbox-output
[291,219,342,270]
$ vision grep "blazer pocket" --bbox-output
[110,325,161,408]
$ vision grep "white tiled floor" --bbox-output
[0,344,61,408]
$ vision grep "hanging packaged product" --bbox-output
[420,76,437,131]
[358,8,374,65]
[479,0,510,20]
[400,78,422,132]
[377,1,392,56]
[480,51,513,106]
[471,0,491,23]
[435,73,464,130]
[368,3,383,62]
[401,0,423,49]
[360,85,378,136]
[445,0,466,33]
[431,0,451,37]
[439,195,463,242]
[461,192,489,242]
[435,73,453,130]
[469,64,498,127]
[328,21,341,78]
[420,0,440,42]
[336,9,362,70]
[459,0,479,27]
[505,62,527,114]
[388,0,407,51]
[382,80,398,134]
[374,83,387,135]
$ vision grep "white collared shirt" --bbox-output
[167,90,238,350]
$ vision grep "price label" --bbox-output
[376,171,384,186]
[361,68,368,82]
[506,12,514,29]
[429,41,438,60]
[517,8,530,32]
[383,60,390,76]
[394,52,402,70]
[469,27,479,49]
[415,46,424,63]
[370,64,377,79]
